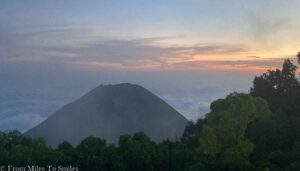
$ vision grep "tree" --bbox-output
[181,119,205,148]
[199,93,271,170]
[250,56,300,146]
[246,119,293,161]
[248,54,300,170]
[57,141,77,165]
[77,137,108,171]
[251,59,300,112]
[0,132,9,164]
[118,133,156,171]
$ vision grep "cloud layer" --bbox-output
[0,26,291,73]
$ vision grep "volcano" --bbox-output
[25,83,188,147]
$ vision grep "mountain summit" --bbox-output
[25,83,188,147]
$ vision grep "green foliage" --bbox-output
[251,59,300,114]
[246,119,289,161]
[77,137,109,170]
[199,93,270,170]
[199,126,219,156]
[0,131,57,166]
[200,93,270,153]
[57,141,77,165]
[286,162,300,171]
[118,133,156,171]
[220,140,254,170]
[181,119,204,148]
[249,54,300,170]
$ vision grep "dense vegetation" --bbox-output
[1,54,300,170]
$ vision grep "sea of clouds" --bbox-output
[0,64,254,132]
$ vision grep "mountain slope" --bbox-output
[25,83,188,147]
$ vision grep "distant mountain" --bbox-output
[25,83,188,147]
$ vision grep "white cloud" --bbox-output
[0,26,249,69]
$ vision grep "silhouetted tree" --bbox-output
[57,141,77,165]
[77,137,108,171]
[181,119,205,148]
[248,54,300,170]
[251,56,300,130]
[118,133,156,171]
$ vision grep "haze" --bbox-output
[1,0,300,131]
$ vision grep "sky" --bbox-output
[0,0,300,131]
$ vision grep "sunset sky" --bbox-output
[1,0,300,131]
[1,0,300,73]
